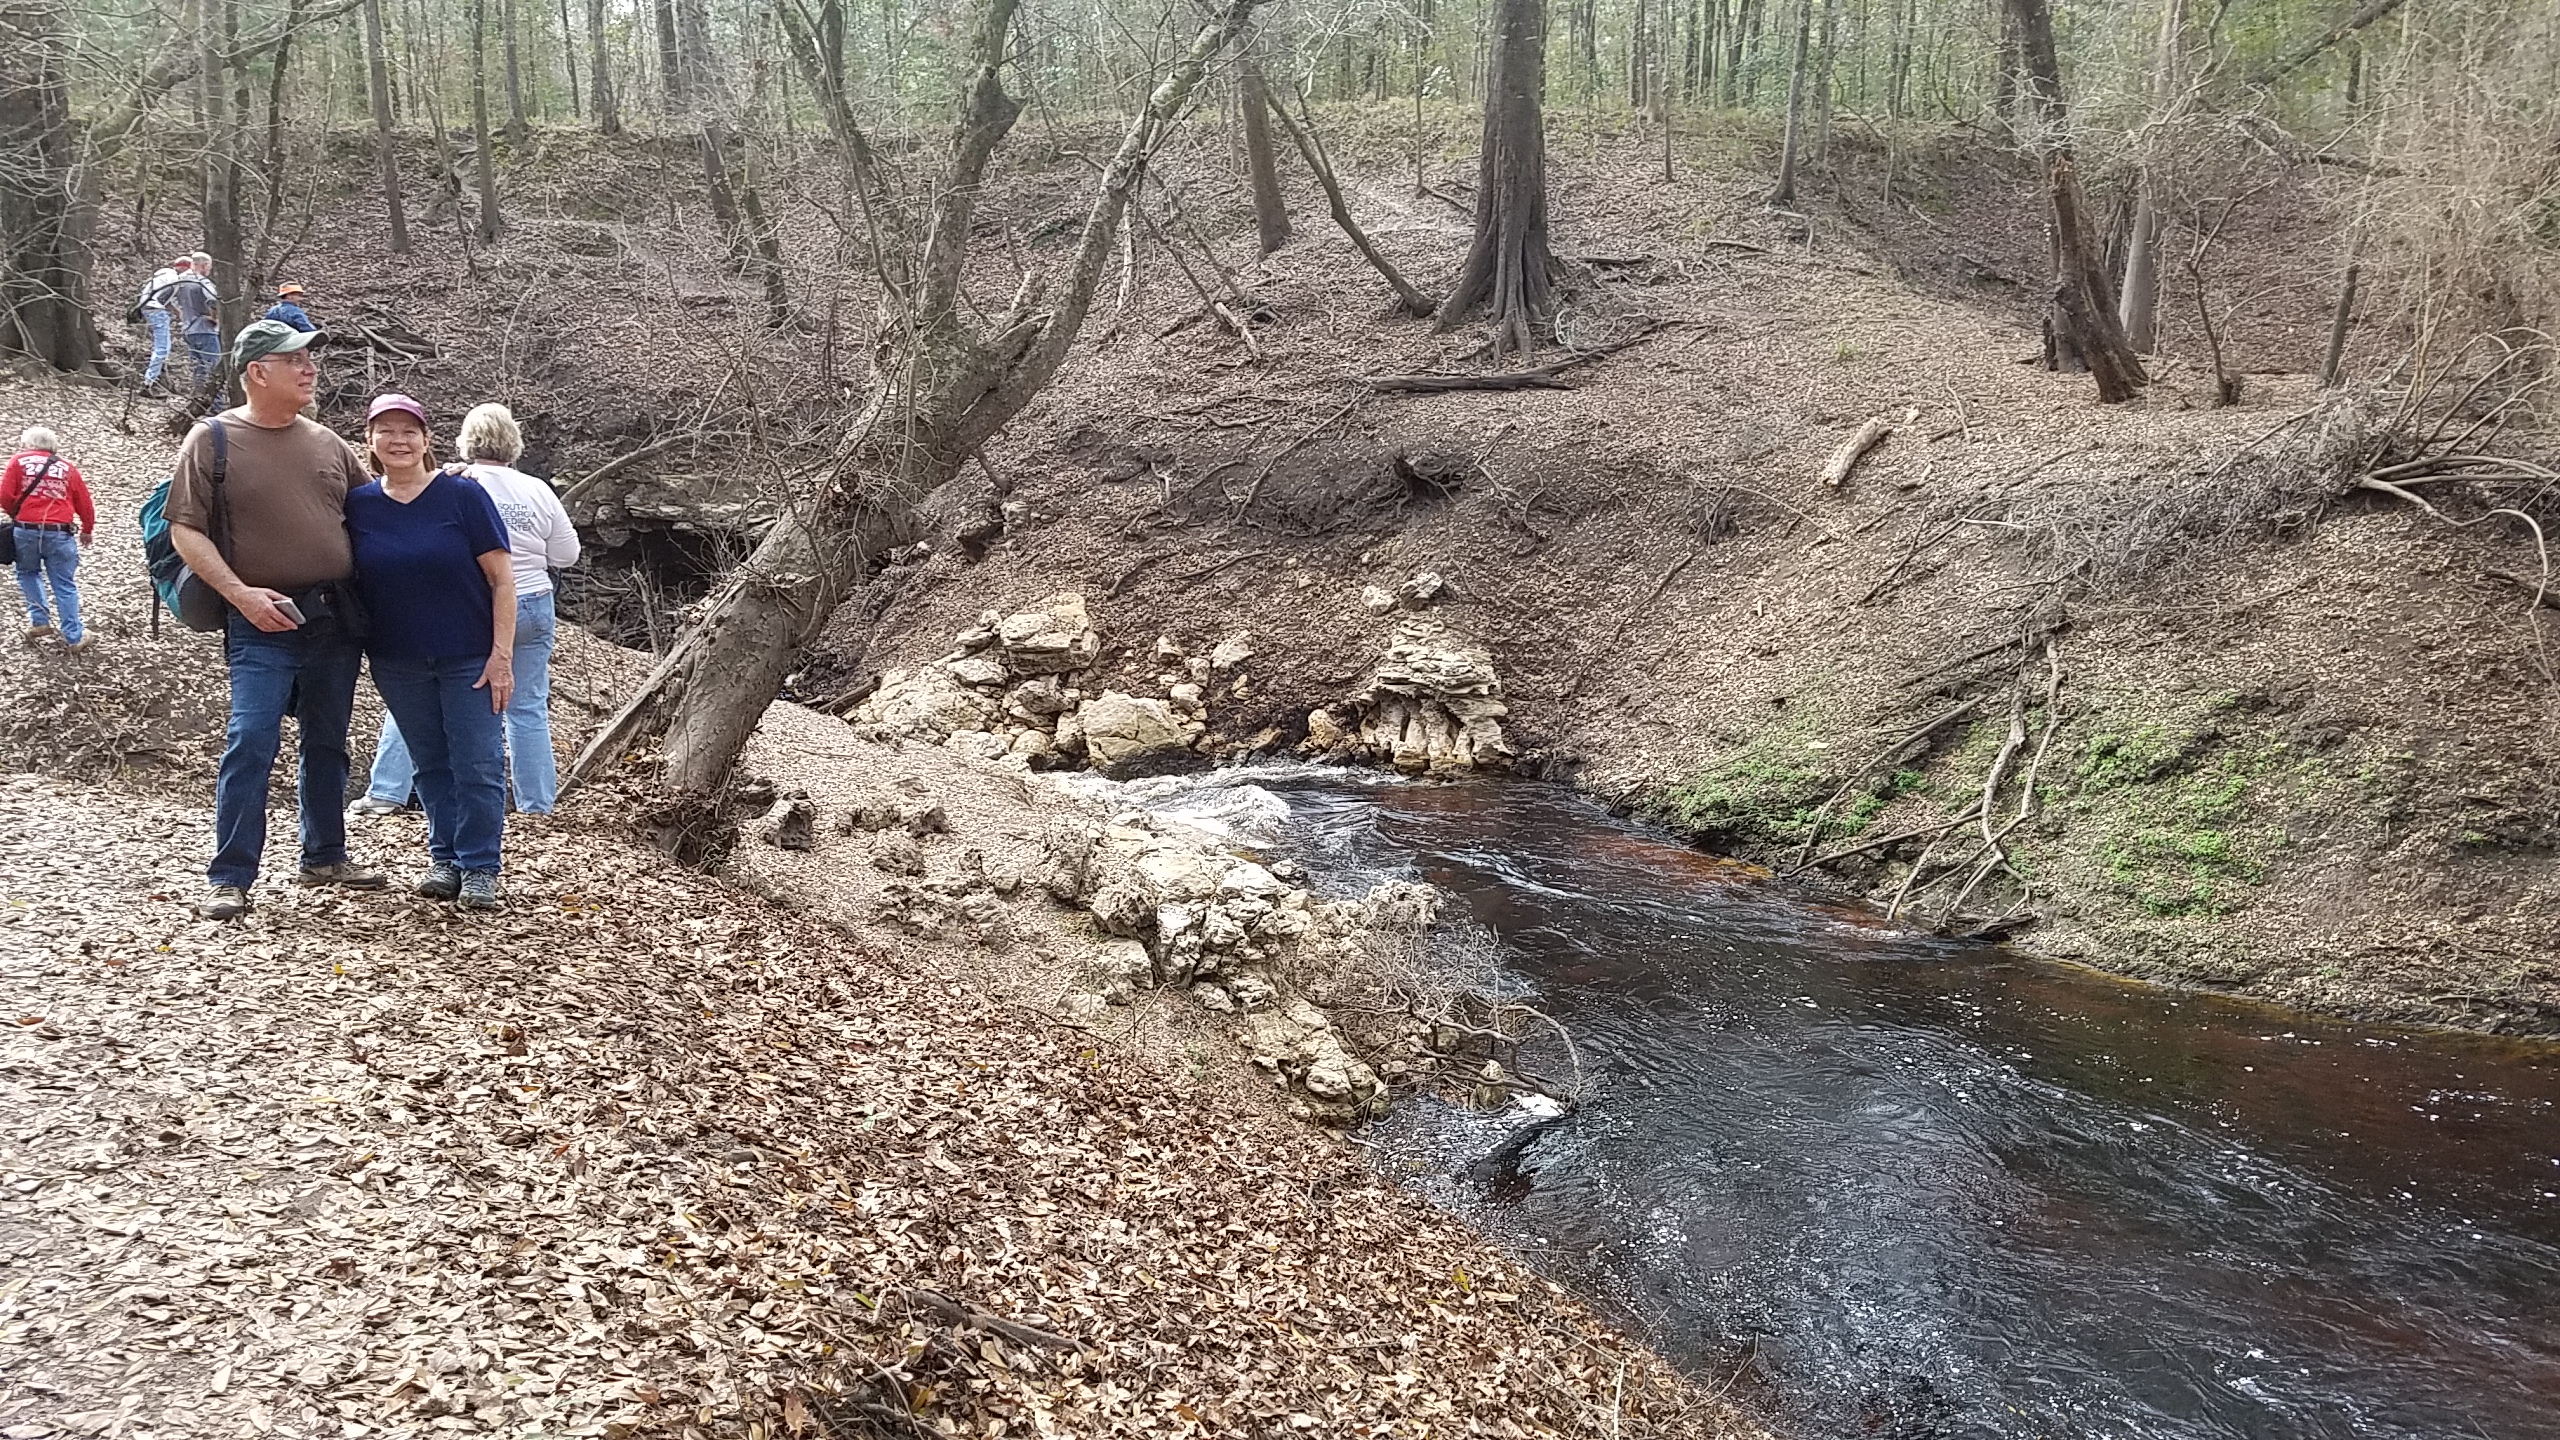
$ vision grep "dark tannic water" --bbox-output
[1253,777,2560,1440]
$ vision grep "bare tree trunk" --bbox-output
[1238,54,1290,254]
[469,0,505,241]
[248,3,305,297]
[1812,0,1837,167]
[2118,0,2184,353]
[1771,0,1812,203]
[556,0,581,118]
[201,0,249,393]
[675,0,715,100]
[1268,99,1437,317]
[2005,0,2143,402]
[651,0,683,109]
[1442,0,1556,363]
[361,0,409,253]
[0,0,99,370]
[501,0,528,142]
[574,0,1268,813]
[2248,0,2409,88]
[586,0,619,134]
[2321,258,2360,387]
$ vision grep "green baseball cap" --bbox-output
[234,318,321,367]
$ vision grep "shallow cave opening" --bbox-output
[557,526,732,652]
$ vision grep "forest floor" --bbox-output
[0,381,1746,1438]
[38,119,2560,1019]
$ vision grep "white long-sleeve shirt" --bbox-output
[462,462,582,599]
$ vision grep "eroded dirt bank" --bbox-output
[799,163,2558,1040]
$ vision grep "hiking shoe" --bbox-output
[346,795,407,817]
[298,860,388,890]
[62,634,91,652]
[24,625,54,644]
[413,863,462,900]
[194,885,252,921]
[457,871,503,911]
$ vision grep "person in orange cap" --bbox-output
[264,282,316,333]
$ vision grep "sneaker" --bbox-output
[194,885,252,921]
[458,871,503,911]
[62,635,91,652]
[24,625,54,643]
[413,863,462,900]
[346,795,407,818]
[297,860,388,889]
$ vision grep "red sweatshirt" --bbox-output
[0,450,95,537]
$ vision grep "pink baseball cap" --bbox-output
[365,393,430,427]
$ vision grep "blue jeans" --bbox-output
[212,615,362,889]
[371,652,508,875]
[144,310,173,384]
[368,591,559,813]
[183,330,220,390]
[12,529,81,644]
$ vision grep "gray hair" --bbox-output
[457,403,524,464]
[19,426,61,452]
[189,251,213,272]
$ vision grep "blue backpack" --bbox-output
[138,418,230,636]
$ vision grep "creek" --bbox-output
[1248,776,2560,1440]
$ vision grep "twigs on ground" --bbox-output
[1785,697,1983,872]
[1230,398,1363,524]
[1563,553,1698,696]
[1362,322,1674,394]
[1858,510,1976,607]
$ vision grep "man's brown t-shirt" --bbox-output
[165,411,368,592]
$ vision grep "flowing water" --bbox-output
[1244,776,2560,1440]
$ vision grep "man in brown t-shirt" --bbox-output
[170,319,388,919]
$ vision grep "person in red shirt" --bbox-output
[2,426,98,649]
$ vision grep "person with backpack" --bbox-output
[168,252,222,395]
[343,394,517,911]
[353,402,580,819]
[132,258,192,393]
[2,427,95,649]
[164,319,387,921]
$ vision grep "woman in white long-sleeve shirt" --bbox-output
[354,403,582,816]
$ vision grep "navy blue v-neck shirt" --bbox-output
[344,473,509,659]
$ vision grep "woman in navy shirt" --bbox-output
[346,394,517,909]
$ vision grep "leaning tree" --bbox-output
[2004,0,2145,402]
[1440,0,1556,362]
[570,0,1270,816]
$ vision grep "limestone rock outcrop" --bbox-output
[847,593,1250,777]
[1080,691,1196,772]
[1303,617,1514,776]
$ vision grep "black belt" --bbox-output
[12,521,76,533]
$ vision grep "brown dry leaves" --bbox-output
[0,775,1735,1439]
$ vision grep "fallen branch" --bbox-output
[1820,416,1892,488]
[1269,99,1438,320]
[1857,512,1971,607]
[2358,476,2553,616]
[1788,696,1984,870]
[557,435,688,508]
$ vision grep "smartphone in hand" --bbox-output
[275,597,307,625]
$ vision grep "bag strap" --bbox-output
[2,450,53,520]
[208,420,231,556]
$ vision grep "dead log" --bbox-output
[1820,416,1892,488]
